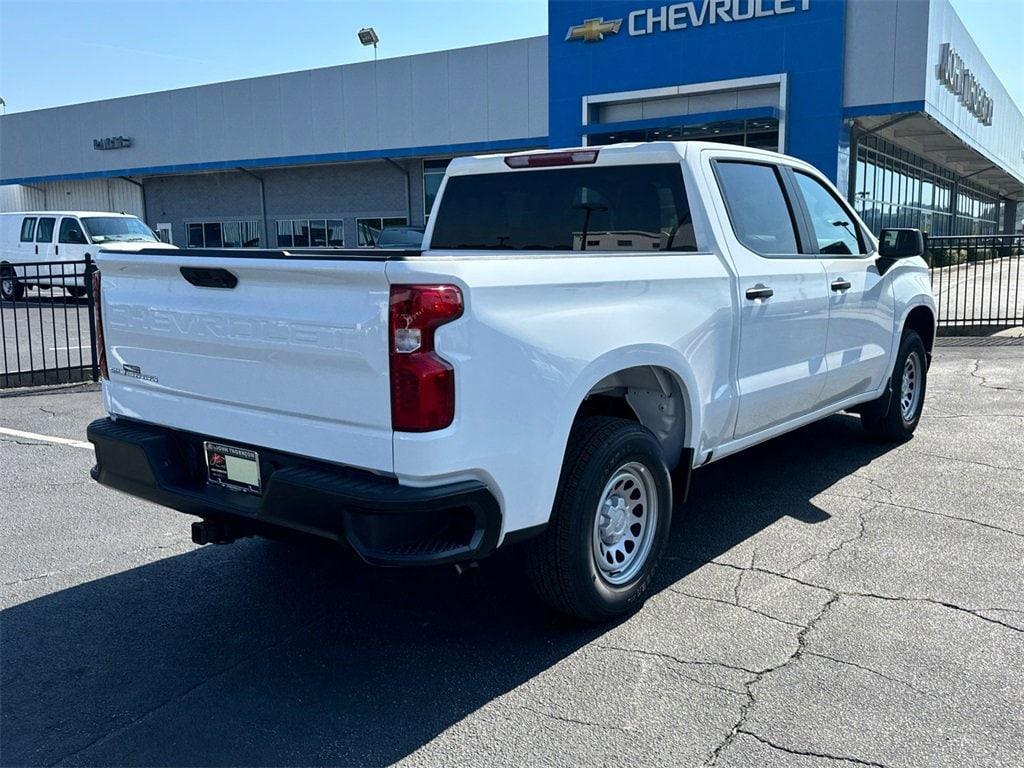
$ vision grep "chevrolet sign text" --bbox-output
[628,0,810,36]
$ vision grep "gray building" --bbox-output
[0,36,548,248]
[1,0,1022,242]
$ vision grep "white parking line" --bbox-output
[0,427,92,450]
[49,344,90,352]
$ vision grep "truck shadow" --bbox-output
[1,414,886,767]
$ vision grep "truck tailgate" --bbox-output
[98,251,394,473]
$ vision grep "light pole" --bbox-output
[357,27,379,62]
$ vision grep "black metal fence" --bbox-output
[925,234,1023,329]
[0,242,1021,389]
[1,257,99,389]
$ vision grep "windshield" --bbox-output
[81,216,160,244]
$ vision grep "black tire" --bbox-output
[860,329,927,442]
[1,266,24,302]
[67,287,87,299]
[526,416,673,622]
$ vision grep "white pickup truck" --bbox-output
[87,142,935,621]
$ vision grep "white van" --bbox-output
[0,211,177,301]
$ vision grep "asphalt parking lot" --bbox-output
[2,345,1022,767]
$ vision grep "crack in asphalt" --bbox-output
[667,588,807,629]
[516,705,632,735]
[594,646,752,698]
[737,729,891,767]
[926,413,1024,419]
[846,472,1024,540]
[696,560,1023,635]
[595,644,762,678]
[904,447,1024,473]
[781,509,874,577]
[702,593,840,766]
[1,571,58,588]
[824,491,1024,540]
[0,437,49,447]
[804,651,935,699]
[969,359,1024,394]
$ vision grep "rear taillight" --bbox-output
[91,269,108,380]
[389,284,463,432]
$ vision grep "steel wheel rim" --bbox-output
[900,352,922,422]
[1,277,12,298]
[592,461,658,586]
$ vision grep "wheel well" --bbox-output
[573,366,689,471]
[904,305,935,360]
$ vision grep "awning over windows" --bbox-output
[851,110,1024,201]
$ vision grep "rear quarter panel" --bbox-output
[387,252,736,535]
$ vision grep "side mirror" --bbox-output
[878,228,925,258]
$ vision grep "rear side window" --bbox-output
[35,217,56,243]
[714,161,799,255]
[430,164,697,252]
[793,171,865,255]
[20,217,36,242]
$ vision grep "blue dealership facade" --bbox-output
[2,0,1022,243]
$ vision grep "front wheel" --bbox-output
[525,416,673,622]
[860,329,927,442]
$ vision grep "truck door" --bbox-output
[788,170,895,406]
[709,157,830,439]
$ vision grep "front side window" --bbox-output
[81,216,157,244]
[714,161,799,256]
[794,172,864,255]
[429,164,697,252]
[36,217,56,244]
[59,218,88,244]
[20,217,36,242]
[358,217,407,247]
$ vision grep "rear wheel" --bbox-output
[861,329,927,442]
[67,287,87,299]
[526,417,672,622]
[1,266,24,302]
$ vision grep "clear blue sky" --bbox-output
[0,0,1021,114]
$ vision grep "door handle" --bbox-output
[745,284,774,301]
[55,245,59,256]
[35,245,38,255]
[831,278,852,292]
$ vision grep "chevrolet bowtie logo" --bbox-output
[565,17,622,43]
